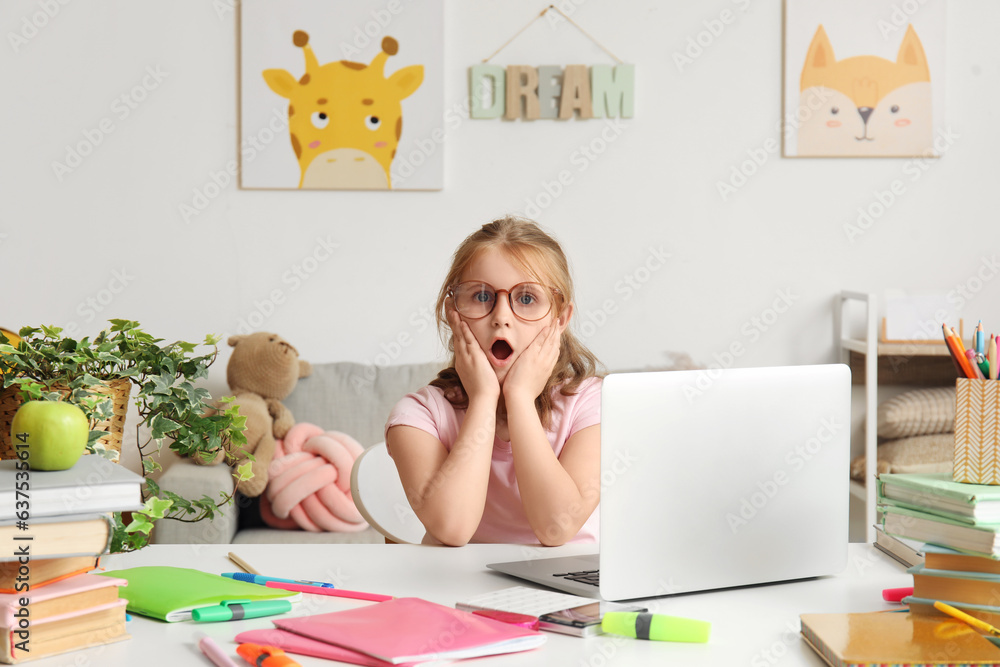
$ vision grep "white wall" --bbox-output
[3,0,999,472]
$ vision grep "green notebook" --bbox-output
[878,473,1000,524]
[98,566,299,622]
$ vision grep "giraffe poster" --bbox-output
[240,0,443,190]
[783,0,946,158]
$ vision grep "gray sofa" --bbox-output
[152,355,695,545]
[152,360,443,545]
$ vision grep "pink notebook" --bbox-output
[235,628,418,667]
[273,597,546,665]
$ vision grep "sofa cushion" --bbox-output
[152,460,239,544]
[877,387,955,439]
[283,361,444,448]
[850,433,954,481]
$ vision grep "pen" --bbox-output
[222,572,335,588]
[198,635,241,667]
[191,599,292,622]
[934,600,1000,638]
[236,643,302,667]
[228,553,260,575]
[264,580,393,602]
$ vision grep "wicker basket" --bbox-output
[0,386,20,461]
[0,378,131,461]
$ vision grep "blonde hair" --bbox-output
[430,216,602,426]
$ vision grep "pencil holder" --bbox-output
[953,378,1000,485]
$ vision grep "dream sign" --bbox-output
[469,64,635,120]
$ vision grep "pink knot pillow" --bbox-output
[259,423,369,532]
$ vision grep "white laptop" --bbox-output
[488,364,851,601]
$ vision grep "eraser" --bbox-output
[882,586,913,603]
[602,612,711,643]
[473,609,541,631]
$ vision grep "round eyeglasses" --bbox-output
[448,281,560,322]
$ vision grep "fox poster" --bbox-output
[783,0,945,158]
[240,0,443,190]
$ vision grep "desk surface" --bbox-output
[28,543,911,666]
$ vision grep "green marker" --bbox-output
[601,611,711,642]
[191,598,292,622]
[977,354,990,378]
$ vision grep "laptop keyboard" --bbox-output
[553,569,600,586]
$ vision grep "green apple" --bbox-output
[10,401,89,471]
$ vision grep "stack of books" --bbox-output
[0,455,143,663]
[877,472,1000,558]
[877,472,1000,627]
[905,545,1000,627]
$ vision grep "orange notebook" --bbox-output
[0,556,100,594]
[800,612,1000,667]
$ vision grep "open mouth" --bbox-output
[491,339,513,361]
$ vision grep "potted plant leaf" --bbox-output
[0,319,250,551]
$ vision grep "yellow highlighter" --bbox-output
[601,611,711,642]
[934,601,1000,638]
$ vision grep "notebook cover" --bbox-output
[879,498,997,527]
[0,573,126,626]
[235,628,420,667]
[0,456,144,520]
[274,597,545,664]
[878,473,1000,505]
[880,505,1000,531]
[800,612,1000,666]
[98,566,299,622]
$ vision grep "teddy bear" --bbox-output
[195,332,312,498]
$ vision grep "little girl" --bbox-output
[385,216,603,546]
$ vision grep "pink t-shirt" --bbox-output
[384,377,602,545]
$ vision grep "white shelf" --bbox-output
[837,292,879,543]
[837,292,955,544]
[841,338,952,357]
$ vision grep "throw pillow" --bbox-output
[877,387,955,439]
[850,433,954,481]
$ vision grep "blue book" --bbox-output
[904,595,1000,629]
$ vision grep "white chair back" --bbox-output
[350,442,426,545]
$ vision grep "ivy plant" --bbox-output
[0,320,249,551]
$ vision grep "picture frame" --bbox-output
[239,0,444,190]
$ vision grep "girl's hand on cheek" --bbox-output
[448,307,500,404]
[503,325,560,403]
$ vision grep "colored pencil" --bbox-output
[990,334,998,380]
[228,552,261,575]
[943,324,977,379]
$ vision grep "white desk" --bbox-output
[30,543,911,666]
